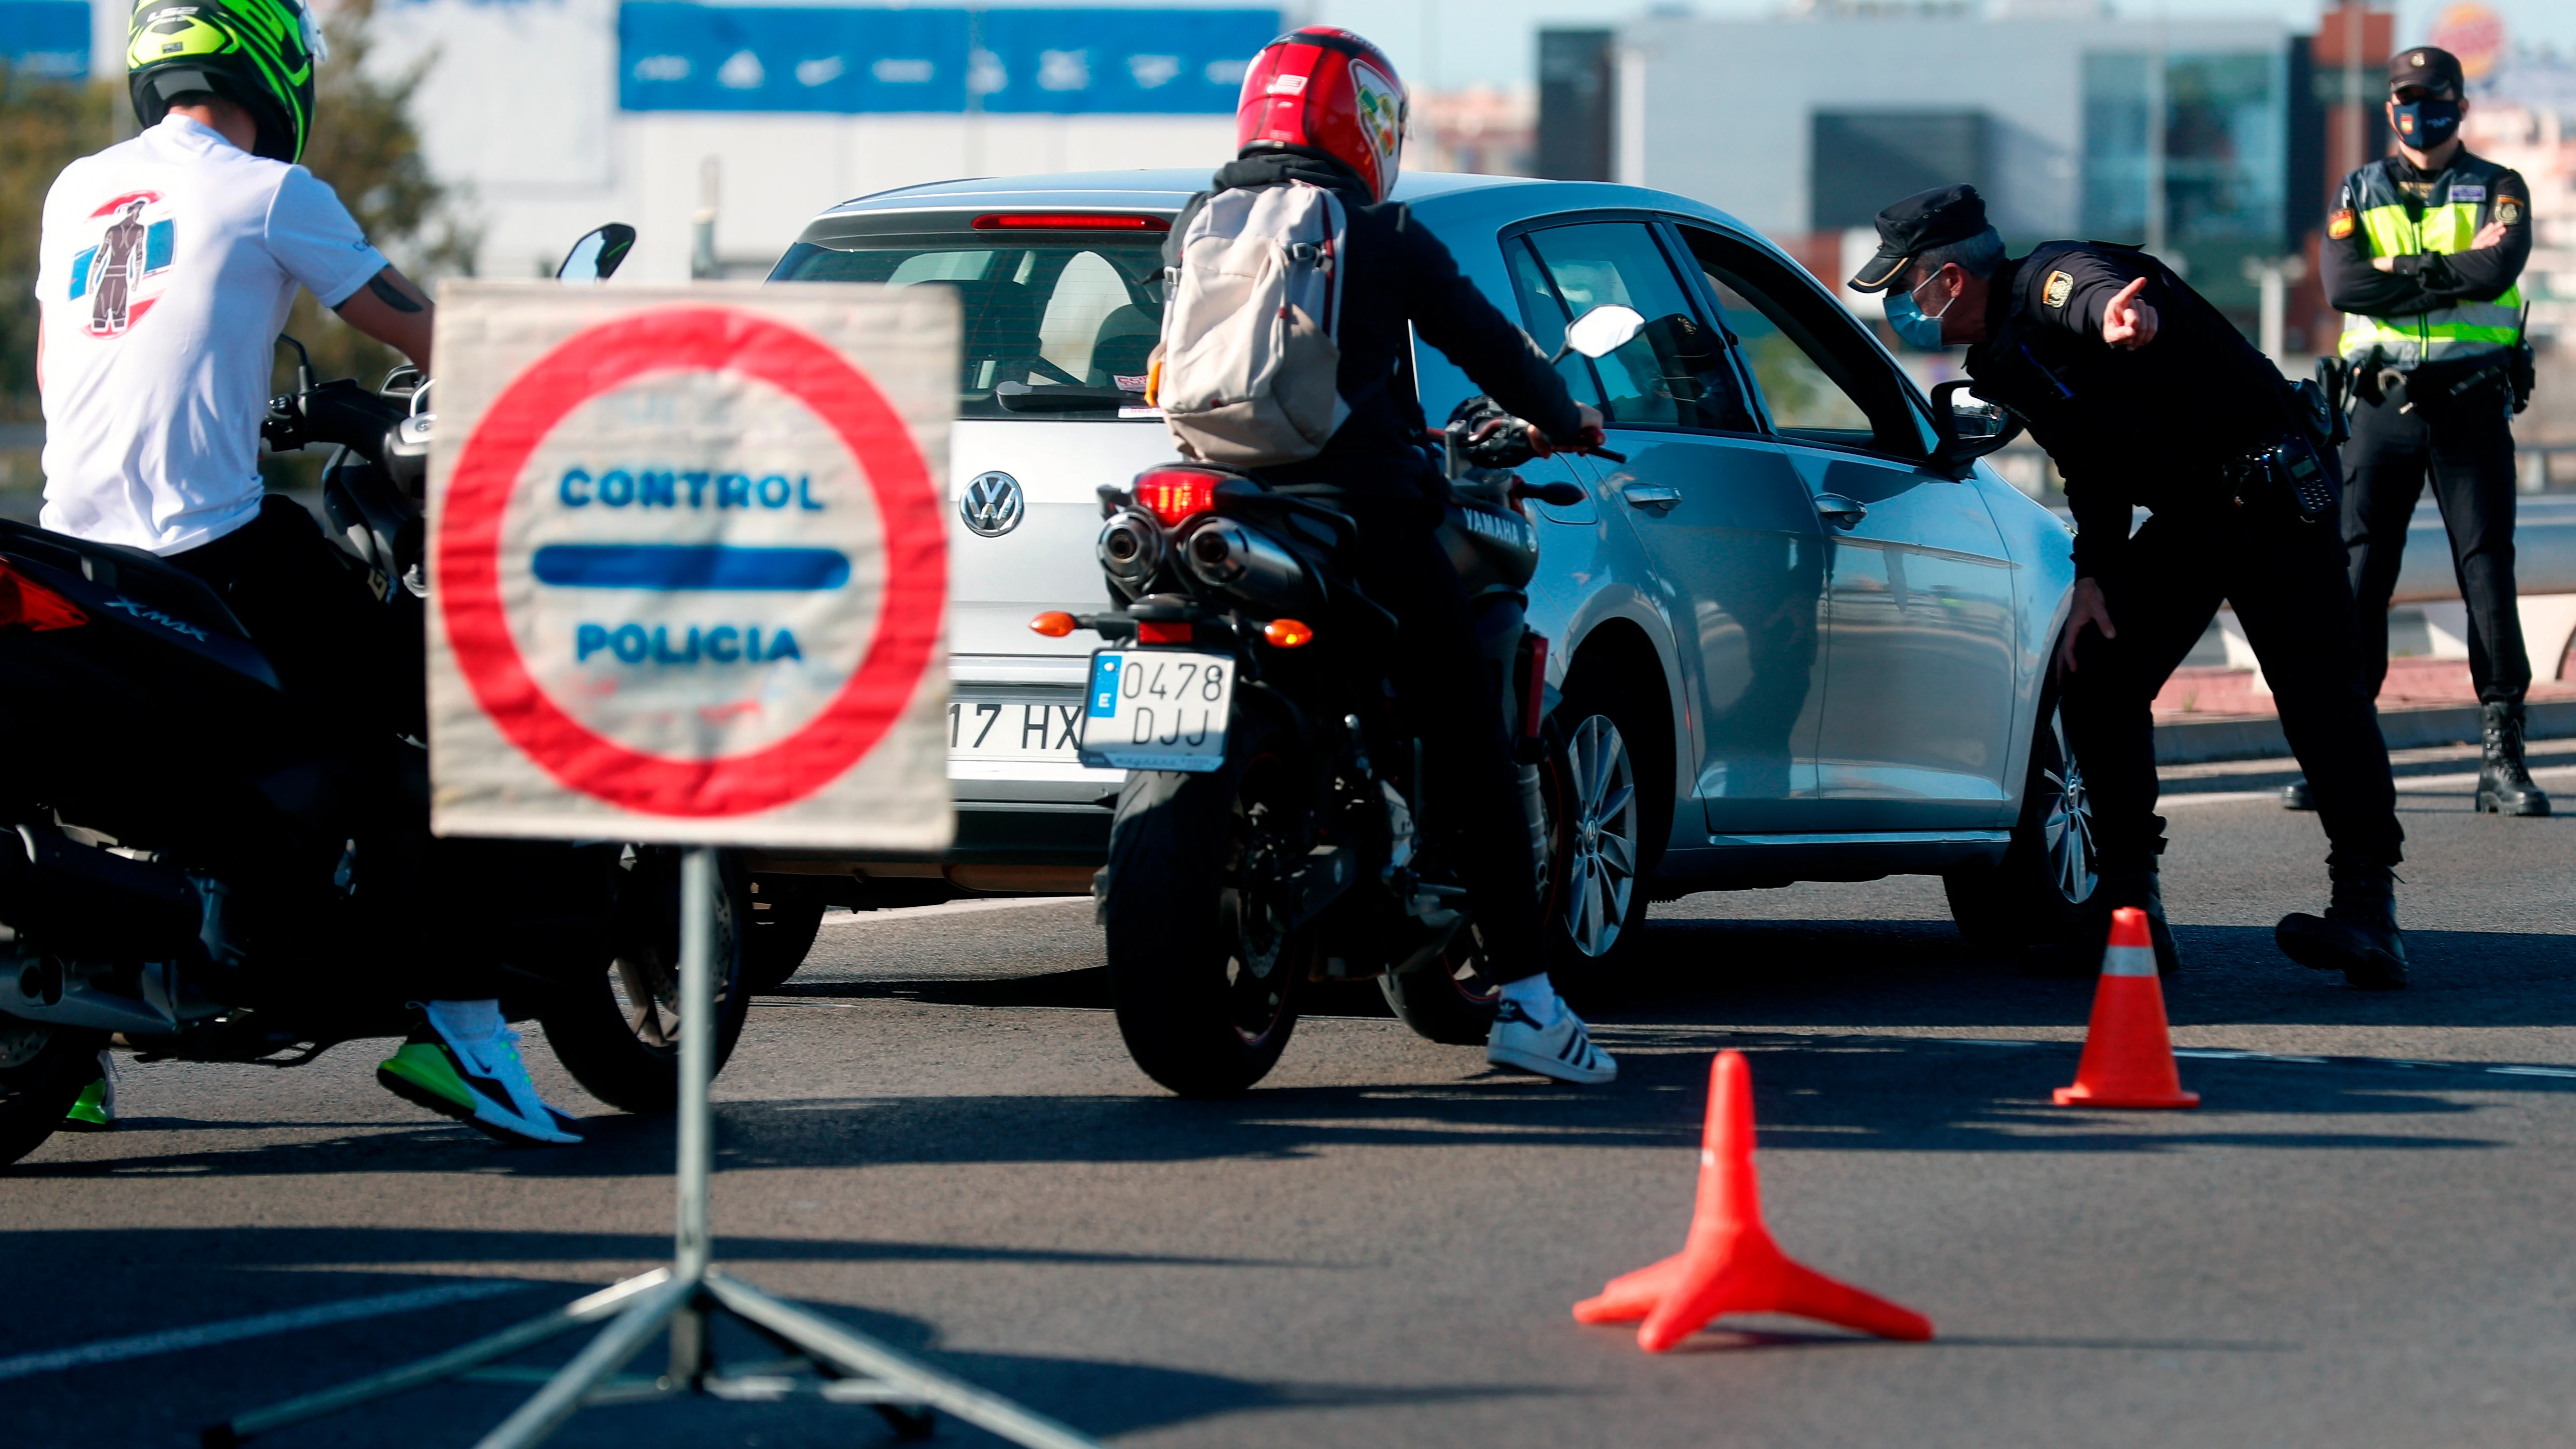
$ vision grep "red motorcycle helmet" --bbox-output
[1236,27,1408,202]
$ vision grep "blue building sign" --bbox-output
[618,5,1280,115]
[0,1,90,77]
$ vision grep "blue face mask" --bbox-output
[1884,272,1953,350]
[2392,97,2462,151]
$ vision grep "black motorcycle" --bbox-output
[0,226,751,1164]
[1057,308,1639,1095]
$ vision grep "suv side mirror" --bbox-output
[1930,379,2019,472]
[556,224,637,284]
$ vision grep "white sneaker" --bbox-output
[1486,1000,1618,1084]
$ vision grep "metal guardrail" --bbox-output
[2024,482,2576,604]
[2390,494,2576,602]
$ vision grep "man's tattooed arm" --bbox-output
[364,273,424,313]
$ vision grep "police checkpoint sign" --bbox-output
[425,282,958,850]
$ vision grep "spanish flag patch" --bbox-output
[2327,208,2356,240]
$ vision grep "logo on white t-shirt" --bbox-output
[67,190,177,339]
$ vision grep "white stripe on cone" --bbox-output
[2099,944,2158,978]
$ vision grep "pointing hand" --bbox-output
[2101,277,2158,351]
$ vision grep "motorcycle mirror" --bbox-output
[275,332,315,395]
[556,223,638,285]
[1559,304,1646,361]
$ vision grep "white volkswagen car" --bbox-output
[749,168,2093,979]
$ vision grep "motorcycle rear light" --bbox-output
[1136,621,1192,645]
[1028,611,1077,638]
[972,213,1170,232]
[0,560,87,634]
[1262,619,1314,649]
[1134,471,1217,528]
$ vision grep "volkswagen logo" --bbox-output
[959,471,1025,538]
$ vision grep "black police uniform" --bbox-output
[1851,185,2407,985]
[1973,240,2402,917]
[2321,136,2548,815]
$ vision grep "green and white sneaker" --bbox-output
[61,1050,115,1132]
[377,1001,581,1146]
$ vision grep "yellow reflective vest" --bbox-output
[2335,153,2523,367]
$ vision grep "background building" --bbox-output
[1545,5,2329,339]
[56,0,1277,283]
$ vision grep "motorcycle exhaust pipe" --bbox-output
[0,824,205,961]
[1182,519,1316,611]
[1096,508,1165,588]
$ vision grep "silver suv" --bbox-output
[758,168,2092,974]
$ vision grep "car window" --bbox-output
[1675,226,1931,458]
[772,236,1165,419]
[1505,237,1604,409]
[1508,222,1758,432]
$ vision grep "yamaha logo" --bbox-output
[959,471,1024,538]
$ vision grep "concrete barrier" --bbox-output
[2156,697,2576,766]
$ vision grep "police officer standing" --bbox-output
[2290,45,2548,817]
[1849,185,2411,987]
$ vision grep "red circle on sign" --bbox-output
[438,307,945,817]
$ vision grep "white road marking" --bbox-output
[819,895,1086,926]
[2165,762,2576,807]
[0,1279,529,1382]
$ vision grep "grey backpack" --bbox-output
[1153,182,1349,467]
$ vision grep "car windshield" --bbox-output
[770,235,1167,421]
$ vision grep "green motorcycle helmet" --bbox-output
[127,0,324,164]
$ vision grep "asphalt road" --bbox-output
[6,742,2574,1449]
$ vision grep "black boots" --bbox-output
[2024,868,2178,978]
[2285,701,2549,816]
[2478,702,2551,817]
[2276,866,2408,989]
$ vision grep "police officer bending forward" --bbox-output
[1849,185,2410,988]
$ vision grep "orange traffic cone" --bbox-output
[1573,1050,1933,1351]
[2052,906,2199,1109]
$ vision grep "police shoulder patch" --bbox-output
[2042,270,2074,310]
[2327,208,2356,240]
[2500,198,2525,226]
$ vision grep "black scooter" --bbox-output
[0,226,749,1164]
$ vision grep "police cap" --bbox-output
[2388,46,2464,96]
[1847,184,1989,294]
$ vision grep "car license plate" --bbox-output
[947,696,1086,762]
[1078,650,1233,772]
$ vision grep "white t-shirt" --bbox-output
[34,114,389,554]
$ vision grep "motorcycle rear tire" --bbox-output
[1103,721,1308,1097]
[744,876,828,994]
[0,1016,108,1166]
[539,847,753,1115]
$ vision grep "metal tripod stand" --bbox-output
[205,848,1103,1449]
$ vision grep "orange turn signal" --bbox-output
[1263,619,1314,649]
[1029,611,1077,638]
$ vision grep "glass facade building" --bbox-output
[2083,49,2289,265]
